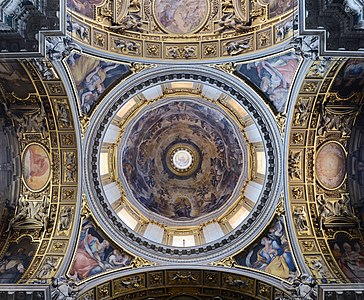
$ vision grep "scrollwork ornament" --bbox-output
[210,62,236,74]
[81,194,91,219]
[131,256,156,268]
[276,113,286,136]
[276,195,285,216]
[211,256,236,267]
[130,62,157,74]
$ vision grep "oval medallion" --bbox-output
[316,142,346,190]
[154,0,209,34]
[22,144,51,192]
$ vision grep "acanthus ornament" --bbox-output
[276,113,287,136]
[211,256,236,267]
[293,98,311,127]
[131,256,156,268]
[210,62,236,74]
[288,152,301,180]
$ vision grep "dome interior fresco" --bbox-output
[94,79,271,248]
[120,99,246,222]
[0,0,364,298]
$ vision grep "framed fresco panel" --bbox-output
[22,143,51,192]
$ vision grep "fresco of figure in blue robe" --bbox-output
[234,217,297,280]
[66,52,130,115]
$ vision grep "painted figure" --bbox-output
[122,101,244,221]
[67,53,129,114]
[238,53,299,112]
[70,221,132,281]
[235,218,297,280]
[330,234,364,282]
[174,198,192,218]
[67,0,103,18]
[23,144,50,191]
[155,0,208,34]
[0,239,36,283]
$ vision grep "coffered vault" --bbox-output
[0,0,363,299]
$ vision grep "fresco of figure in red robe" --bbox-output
[23,144,51,191]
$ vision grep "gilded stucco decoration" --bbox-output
[66,0,298,60]
[1,0,364,296]
[0,59,79,285]
[77,269,291,300]
[288,58,364,284]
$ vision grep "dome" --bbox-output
[119,98,247,224]
[85,67,282,261]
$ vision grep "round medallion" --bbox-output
[316,142,346,190]
[154,0,209,34]
[172,149,193,170]
[163,141,201,178]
